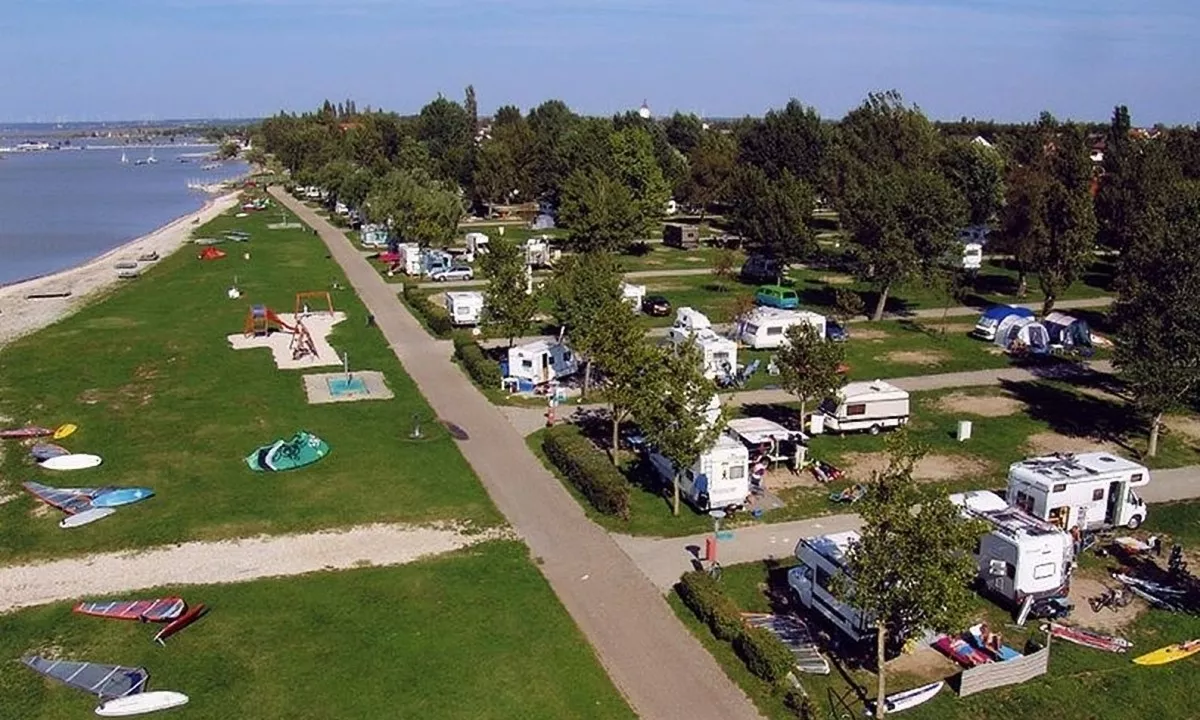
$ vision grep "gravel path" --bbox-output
[0,523,506,613]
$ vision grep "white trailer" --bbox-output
[787,532,875,643]
[647,433,751,512]
[464,232,489,261]
[444,291,484,326]
[667,307,737,380]
[1006,452,1150,531]
[818,380,910,435]
[620,282,646,311]
[397,243,422,276]
[950,491,1075,607]
[505,339,578,386]
[726,416,808,469]
[525,236,560,268]
[735,307,827,350]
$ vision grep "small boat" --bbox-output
[866,680,943,716]
[96,691,189,717]
[137,251,160,262]
[26,291,72,299]
[75,597,186,623]
[117,271,139,280]
[120,151,128,164]
[0,426,54,439]
[1045,623,1131,653]
[113,261,137,270]
[53,423,78,440]
[1133,639,1200,666]
[22,656,148,699]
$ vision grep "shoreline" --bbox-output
[0,191,241,350]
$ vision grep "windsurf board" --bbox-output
[53,423,78,440]
[60,508,116,528]
[40,453,103,471]
[1133,639,1200,666]
[92,488,154,508]
[95,691,189,717]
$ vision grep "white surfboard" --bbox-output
[39,453,103,471]
[96,691,189,716]
[60,508,116,528]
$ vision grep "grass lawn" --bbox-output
[0,202,501,563]
[670,503,1200,720]
[0,541,634,720]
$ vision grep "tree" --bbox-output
[1032,179,1096,315]
[842,431,986,718]
[417,95,473,185]
[546,253,625,397]
[679,131,736,216]
[634,342,727,516]
[833,288,866,323]
[776,323,846,424]
[464,84,478,133]
[729,166,816,280]
[664,112,704,156]
[472,139,518,205]
[364,168,462,247]
[737,99,829,186]
[557,168,642,253]
[939,139,1005,226]
[1112,181,1200,456]
[609,126,671,234]
[528,99,579,199]
[592,310,653,464]
[480,235,539,347]
[711,248,738,288]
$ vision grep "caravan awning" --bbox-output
[727,417,807,445]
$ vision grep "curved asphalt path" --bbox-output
[273,189,763,720]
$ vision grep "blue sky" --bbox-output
[2,0,1197,124]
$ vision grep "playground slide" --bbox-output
[265,309,296,332]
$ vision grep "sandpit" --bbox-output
[884,350,951,365]
[1067,575,1146,632]
[934,391,1026,417]
[227,311,346,370]
[1024,431,1121,456]
[302,371,394,405]
[841,451,992,482]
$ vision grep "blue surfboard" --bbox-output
[92,488,154,508]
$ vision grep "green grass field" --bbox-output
[0,201,501,563]
[671,502,1200,719]
[0,541,634,720]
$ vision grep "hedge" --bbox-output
[542,425,631,520]
[735,625,796,684]
[402,284,453,337]
[452,335,503,389]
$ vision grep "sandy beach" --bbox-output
[0,191,240,349]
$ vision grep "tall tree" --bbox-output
[939,139,1005,226]
[737,99,828,186]
[679,131,736,216]
[557,168,642,253]
[528,100,580,200]
[417,95,473,186]
[480,235,540,347]
[842,432,986,718]
[776,323,846,424]
[546,253,625,397]
[609,125,671,233]
[634,342,727,516]
[664,112,704,156]
[365,168,462,247]
[591,306,652,464]
[1112,180,1200,456]
[728,166,816,280]
[464,84,478,133]
[1032,177,1096,315]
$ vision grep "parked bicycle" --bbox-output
[1089,586,1132,613]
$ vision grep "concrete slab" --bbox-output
[302,370,394,404]
[226,311,346,370]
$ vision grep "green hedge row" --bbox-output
[453,334,503,389]
[542,425,631,520]
[402,284,453,337]
[677,571,796,686]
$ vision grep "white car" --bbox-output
[430,266,474,282]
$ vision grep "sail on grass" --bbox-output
[22,481,109,515]
[22,656,148,699]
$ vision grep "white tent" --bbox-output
[1043,312,1092,348]
[994,315,1050,355]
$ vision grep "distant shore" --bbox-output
[0,191,240,349]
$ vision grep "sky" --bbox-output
[1,0,1198,125]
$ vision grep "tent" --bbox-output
[994,315,1050,355]
[1043,312,1092,348]
[974,305,1034,340]
[198,247,226,261]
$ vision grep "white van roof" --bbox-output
[799,531,860,566]
[743,306,826,324]
[839,380,908,402]
[726,417,806,445]
[445,290,484,304]
[1009,452,1146,488]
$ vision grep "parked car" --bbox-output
[826,319,849,342]
[740,254,782,284]
[755,285,799,309]
[642,295,672,316]
[430,265,474,282]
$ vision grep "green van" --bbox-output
[755,285,799,309]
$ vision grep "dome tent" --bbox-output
[994,315,1050,355]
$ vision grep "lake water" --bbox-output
[0,147,249,285]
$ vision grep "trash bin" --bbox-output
[809,413,826,435]
[957,420,973,442]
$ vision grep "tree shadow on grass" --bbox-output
[998,378,1142,455]
[741,402,804,431]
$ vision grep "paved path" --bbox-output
[619,463,1200,592]
[0,524,506,614]
[274,189,763,720]
[414,266,717,290]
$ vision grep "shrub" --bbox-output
[677,571,743,642]
[542,425,631,519]
[452,335,503,389]
[735,625,796,684]
[402,284,453,337]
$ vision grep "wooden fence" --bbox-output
[957,645,1050,697]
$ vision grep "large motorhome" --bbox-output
[1006,452,1150,531]
[667,307,738,380]
[646,433,750,512]
[950,491,1075,607]
[787,532,874,643]
[817,380,910,435]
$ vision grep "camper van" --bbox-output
[950,491,1075,607]
[818,380,910,435]
[465,232,489,260]
[395,243,422,276]
[667,307,737,380]
[647,433,751,512]
[621,282,646,311]
[1006,452,1150,531]
[444,291,484,326]
[736,307,827,350]
[962,242,983,271]
[787,532,874,643]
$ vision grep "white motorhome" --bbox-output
[647,433,751,512]
[962,242,983,271]
[1006,452,1150,531]
[950,491,1075,607]
[818,380,910,435]
[726,416,808,469]
[787,532,874,643]
[444,291,484,326]
[735,307,827,350]
[396,243,422,276]
[667,307,737,380]
[464,232,489,261]
[525,236,560,268]
[621,282,646,311]
[505,339,578,386]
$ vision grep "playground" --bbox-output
[226,292,346,369]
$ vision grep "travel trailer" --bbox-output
[1006,452,1150,531]
[962,242,983,271]
[525,236,560,268]
[666,308,737,380]
[726,416,808,469]
[647,433,751,512]
[818,380,910,435]
[735,307,827,350]
[444,291,484,326]
[787,532,874,643]
[950,491,1075,607]
[504,339,578,386]
[464,232,489,261]
[621,282,646,311]
[973,305,1034,341]
[360,224,390,249]
[394,243,422,276]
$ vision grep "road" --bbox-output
[618,463,1200,592]
[413,266,717,290]
[274,189,763,720]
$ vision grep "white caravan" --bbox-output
[525,236,560,268]
[464,232,489,260]
[621,282,646,311]
[505,339,578,385]
[667,307,737,380]
[950,491,1075,607]
[647,433,750,512]
[735,307,827,350]
[395,243,422,276]
[787,532,874,643]
[1006,452,1149,531]
[962,242,984,271]
[444,291,484,326]
[725,416,808,468]
[818,380,910,435]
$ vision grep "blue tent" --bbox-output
[974,305,1035,340]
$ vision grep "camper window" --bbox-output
[815,564,833,588]
[728,465,746,479]
[1006,564,1016,579]
[1015,491,1034,513]
[744,324,759,335]
[562,351,573,362]
[846,403,867,416]
[767,326,784,336]
[1052,483,1067,493]
[521,360,533,369]
[1092,488,1105,501]
[1132,472,1144,483]
[1034,563,1055,580]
